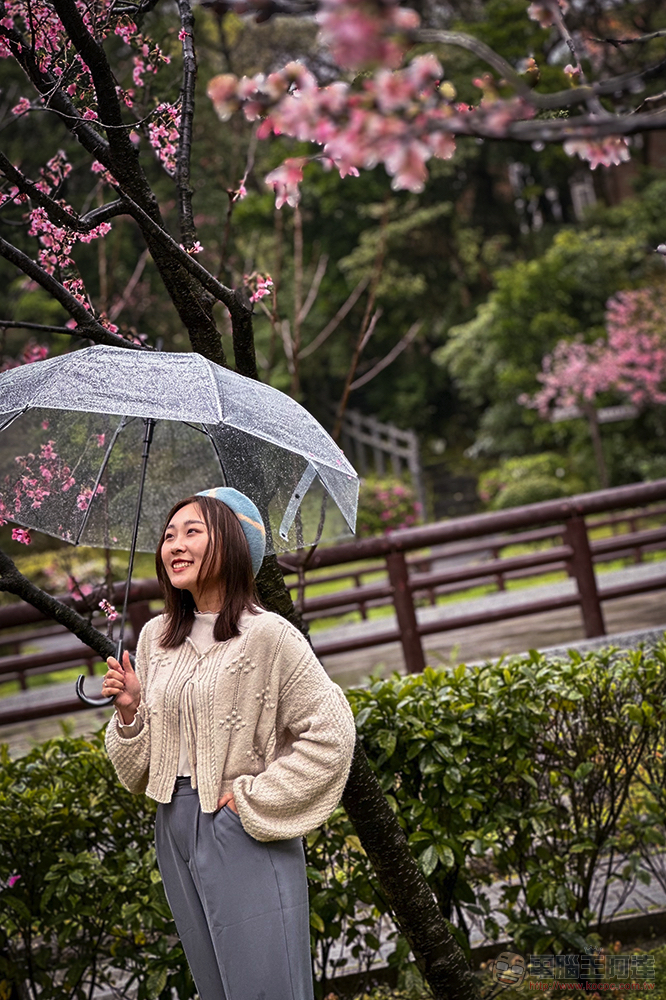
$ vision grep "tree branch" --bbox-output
[118,191,239,309]
[0,548,115,659]
[349,321,422,391]
[298,275,369,359]
[592,29,666,46]
[415,29,666,113]
[0,151,127,232]
[0,236,144,349]
[176,0,198,249]
[50,0,137,166]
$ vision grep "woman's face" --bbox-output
[161,502,220,609]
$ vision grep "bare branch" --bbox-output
[175,0,198,248]
[592,29,666,46]
[298,252,328,324]
[108,248,151,322]
[298,275,369,359]
[416,29,666,113]
[0,236,144,349]
[349,321,422,391]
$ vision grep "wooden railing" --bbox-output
[1,479,666,722]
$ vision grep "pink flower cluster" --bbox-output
[244,272,274,303]
[11,527,32,544]
[99,598,119,620]
[209,55,472,199]
[527,0,569,29]
[148,102,181,175]
[563,135,631,170]
[523,286,666,416]
[317,0,419,71]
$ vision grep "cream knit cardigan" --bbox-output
[105,608,356,842]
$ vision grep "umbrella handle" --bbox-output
[75,674,115,708]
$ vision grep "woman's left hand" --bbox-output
[217,793,238,814]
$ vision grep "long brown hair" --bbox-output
[156,495,260,648]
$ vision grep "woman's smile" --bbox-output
[161,502,219,608]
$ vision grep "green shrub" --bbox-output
[344,642,666,955]
[356,477,422,537]
[0,732,192,1000]
[3,642,666,999]
[478,453,584,510]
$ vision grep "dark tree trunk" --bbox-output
[342,740,479,1000]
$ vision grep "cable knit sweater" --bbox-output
[105,608,356,842]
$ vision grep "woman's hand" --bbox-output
[103,651,141,724]
[217,793,238,814]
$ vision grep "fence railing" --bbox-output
[280,480,666,673]
[1,479,666,722]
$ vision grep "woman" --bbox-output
[104,487,356,1000]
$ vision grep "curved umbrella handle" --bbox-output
[75,674,115,708]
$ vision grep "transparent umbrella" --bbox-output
[0,345,359,703]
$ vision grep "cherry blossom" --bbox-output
[11,527,32,544]
[244,271,274,302]
[563,136,631,169]
[99,598,119,620]
[523,286,666,417]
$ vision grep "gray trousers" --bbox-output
[155,779,314,1000]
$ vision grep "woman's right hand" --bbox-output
[103,651,141,723]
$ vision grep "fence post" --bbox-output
[386,551,426,673]
[564,515,605,638]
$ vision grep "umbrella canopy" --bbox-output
[0,346,358,554]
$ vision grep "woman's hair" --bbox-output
[156,495,260,648]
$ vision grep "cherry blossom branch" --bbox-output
[0,548,115,660]
[415,29,666,112]
[175,0,198,249]
[0,236,143,348]
[117,191,240,309]
[0,151,127,232]
[0,6,111,166]
[50,0,137,165]
[349,320,421,390]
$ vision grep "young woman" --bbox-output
[104,487,356,1000]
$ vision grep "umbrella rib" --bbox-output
[279,465,318,542]
[74,415,131,546]
[0,406,29,433]
[202,425,228,487]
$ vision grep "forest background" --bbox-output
[1,0,665,559]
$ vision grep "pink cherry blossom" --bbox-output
[563,135,630,169]
[12,528,32,544]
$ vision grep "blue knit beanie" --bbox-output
[196,487,266,577]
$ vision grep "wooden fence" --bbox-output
[339,409,426,514]
[1,479,666,723]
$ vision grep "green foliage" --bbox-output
[436,178,666,464]
[0,733,193,1000]
[344,642,666,955]
[356,477,422,537]
[5,642,666,998]
[478,453,585,510]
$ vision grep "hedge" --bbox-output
[2,641,666,999]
